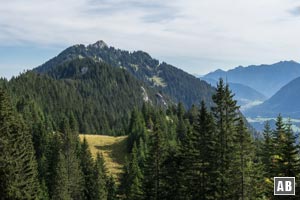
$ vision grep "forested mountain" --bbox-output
[245,77,300,118]
[2,75,300,199]
[201,77,266,110]
[204,60,300,97]
[35,40,215,108]
[3,58,168,134]
[2,40,298,199]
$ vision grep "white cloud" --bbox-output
[1,0,300,75]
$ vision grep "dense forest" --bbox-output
[0,58,169,135]
[1,78,299,199]
[34,41,215,108]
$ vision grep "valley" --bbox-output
[203,61,300,132]
[2,1,300,199]
[1,40,300,199]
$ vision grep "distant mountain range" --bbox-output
[201,77,266,110]
[204,61,300,97]
[245,77,300,118]
[204,60,300,132]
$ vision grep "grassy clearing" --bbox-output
[149,75,167,87]
[79,134,128,181]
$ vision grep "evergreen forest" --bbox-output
[1,77,299,200]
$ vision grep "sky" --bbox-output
[1,0,300,78]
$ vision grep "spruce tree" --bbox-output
[278,119,299,177]
[231,118,260,199]
[143,119,166,200]
[194,101,216,200]
[261,121,273,176]
[46,132,63,198]
[0,88,40,199]
[125,143,144,200]
[60,118,84,199]
[94,153,108,200]
[178,101,216,200]
[211,79,240,199]
[178,124,198,200]
[271,115,286,177]
[107,175,117,200]
[52,151,70,200]
[127,108,147,151]
[80,137,97,200]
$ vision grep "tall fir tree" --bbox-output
[0,88,40,199]
[194,101,216,200]
[211,79,240,199]
[127,108,147,152]
[59,118,84,199]
[94,153,108,200]
[52,151,70,200]
[143,118,166,200]
[124,142,144,200]
[231,118,263,199]
[107,175,117,200]
[178,124,198,200]
[261,121,273,176]
[80,137,97,200]
[271,115,287,177]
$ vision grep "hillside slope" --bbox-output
[79,134,128,181]
[204,61,300,97]
[245,77,300,118]
[6,58,166,134]
[35,40,215,108]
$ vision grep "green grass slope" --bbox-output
[79,134,128,182]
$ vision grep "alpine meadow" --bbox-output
[2,1,300,200]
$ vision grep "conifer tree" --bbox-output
[125,142,144,200]
[187,104,199,125]
[271,115,286,177]
[211,79,240,199]
[128,108,147,151]
[46,132,63,198]
[231,118,258,199]
[159,147,181,200]
[177,124,198,200]
[261,121,273,176]
[178,101,216,200]
[60,118,83,199]
[0,88,40,199]
[194,101,216,200]
[52,151,70,200]
[138,137,147,168]
[94,153,108,200]
[278,119,299,177]
[80,137,97,200]
[107,175,117,200]
[120,156,131,197]
[143,119,166,200]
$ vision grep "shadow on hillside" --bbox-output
[94,137,127,168]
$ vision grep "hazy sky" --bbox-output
[1,0,300,78]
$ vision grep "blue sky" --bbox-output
[1,0,300,78]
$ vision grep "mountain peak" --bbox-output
[275,60,299,65]
[89,40,108,49]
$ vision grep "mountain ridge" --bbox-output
[204,60,300,97]
[35,40,216,108]
[245,76,300,118]
[7,58,167,134]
